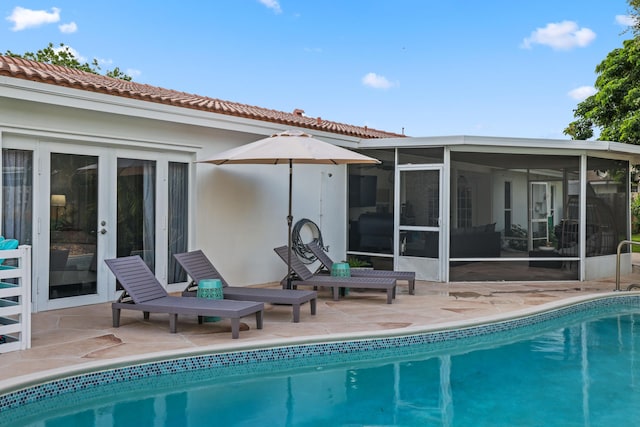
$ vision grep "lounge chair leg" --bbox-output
[292,304,300,323]
[169,314,178,333]
[112,308,121,328]
[386,288,394,304]
[256,310,263,330]
[143,311,150,320]
[332,287,340,301]
[231,318,240,339]
[409,280,415,295]
[310,298,317,315]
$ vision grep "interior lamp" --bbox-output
[51,194,66,229]
[50,194,66,207]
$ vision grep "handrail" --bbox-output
[615,240,640,291]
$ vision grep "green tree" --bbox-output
[564,0,640,142]
[632,194,640,232]
[564,38,640,143]
[4,43,132,81]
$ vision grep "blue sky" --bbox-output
[1,1,636,139]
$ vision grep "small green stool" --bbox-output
[331,262,350,296]
[197,279,223,322]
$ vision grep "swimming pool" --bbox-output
[2,294,640,426]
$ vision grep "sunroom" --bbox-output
[346,136,640,282]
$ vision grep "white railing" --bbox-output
[0,245,31,353]
[615,240,640,292]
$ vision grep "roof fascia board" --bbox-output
[0,123,202,152]
[358,134,640,161]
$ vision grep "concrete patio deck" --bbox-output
[2,261,640,391]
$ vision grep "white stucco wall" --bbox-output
[193,161,347,286]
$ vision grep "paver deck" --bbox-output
[3,266,640,391]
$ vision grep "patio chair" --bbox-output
[174,250,317,323]
[104,256,264,339]
[306,240,416,295]
[273,246,397,304]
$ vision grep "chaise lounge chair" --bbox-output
[104,256,264,339]
[174,250,317,323]
[273,246,397,304]
[306,240,417,295]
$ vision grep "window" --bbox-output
[504,181,512,233]
[449,152,580,281]
[168,162,188,283]
[584,158,628,257]
[347,149,395,255]
[457,175,472,228]
[398,148,443,165]
[2,149,33,245]
[117,158,156,270]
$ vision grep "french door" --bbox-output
[36,144,163,311]
[395,165,443,281]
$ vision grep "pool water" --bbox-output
[5,303,640,426]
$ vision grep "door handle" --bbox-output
[100,228,107,235]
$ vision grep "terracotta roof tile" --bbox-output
[0,55,404,139]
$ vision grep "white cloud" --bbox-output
[362,72,397,90]
[568,85,597,101]
[127,69,142,78]
[521,21,596,50]
[59,22,77,34]
[6,6,60,31]
[258,0,282,14]
[616,14,638,27]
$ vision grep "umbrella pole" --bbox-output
[286,159,293,289]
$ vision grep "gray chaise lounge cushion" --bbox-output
[105,256,264,339]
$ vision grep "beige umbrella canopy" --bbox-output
[199,130,380,287]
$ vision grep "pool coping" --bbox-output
[2,291,639,409]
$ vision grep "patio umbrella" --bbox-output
[199,130,380,288]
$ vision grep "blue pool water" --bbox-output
[3,298,640,426]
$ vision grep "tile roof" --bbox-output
[0,55,405,139]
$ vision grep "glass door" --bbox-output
[396,166,443,281]
[48,153,101,301]
[38,145,113,311]
[37,145,165,311]
[116,158,156,269]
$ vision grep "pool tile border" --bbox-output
[2,294,639,412]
